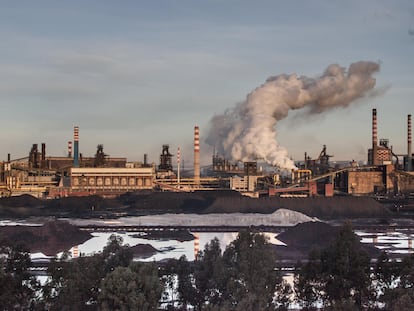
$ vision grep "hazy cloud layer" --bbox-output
[0,1,412,163]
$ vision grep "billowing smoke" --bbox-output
[205,61,380,170]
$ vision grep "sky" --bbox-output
[0,1,413,167]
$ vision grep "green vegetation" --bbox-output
[162,231,291,311]
[295,223,373,309]
[2,225,414,310]
[0,243,40,309]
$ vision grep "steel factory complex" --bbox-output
[0,109,413,199]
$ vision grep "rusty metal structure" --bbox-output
[212,154,242,174]
[158,144,173,171]
[93,144,108,167]
[304,145,333,176]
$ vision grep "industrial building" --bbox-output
[266,109,413,197]
[0,127,153,198]
[0,109,413,199]
[68,167,153,193]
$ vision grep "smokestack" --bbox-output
[31,144,39,168]
[194,232,200,260]
[304,152,307,170]
[144,153,148,166]
[41,143,46,169]
[73,126,79,167]
[177,147,181,187]
[41,143,46,161]
[194,125,200,185]
[372,108,378,165]
[408,114,412,171]
[68,141,72,158]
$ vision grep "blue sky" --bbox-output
[0,1,413,166]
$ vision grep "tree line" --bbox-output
[1,224,414,310]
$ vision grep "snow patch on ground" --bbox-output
[67,208,318,227]
[0,220,43,226]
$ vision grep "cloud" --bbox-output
[205,61,381,170]
[52,53,118,76]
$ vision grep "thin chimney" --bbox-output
[408,114,412,171]
[372,108,378,165]
[73,126,79,167]
[41,143,46,169]
[194,126,200,185]
[68,141,72,158]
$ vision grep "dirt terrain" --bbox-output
[0,192,397,261]
[130,243,159,259]
[0,220,92,256]
[0,220,165,258]
[0,191,392,219]
[274,221,380,261]
[0,218,380,262]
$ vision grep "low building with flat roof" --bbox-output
[70,167,155,194]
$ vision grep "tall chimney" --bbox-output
[304,152,307,170]
[41,143,46,161]
[194,125,200,185]
[73,126,79,167]
[372,108,378,165]
[68,141,72,158]
[408,114,412,171]
[177,147,181,187]
[41,143,46,169]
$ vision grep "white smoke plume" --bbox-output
[205,61,380,170]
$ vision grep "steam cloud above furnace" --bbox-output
[205,61,380,170]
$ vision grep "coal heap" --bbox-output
[0,220,92,256]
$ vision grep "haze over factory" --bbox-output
[0,103,413,198]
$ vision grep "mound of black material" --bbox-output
[0,192,392,219]
[45,195,122,211]
[205,196,391,218]
[274,221,380,260]
[0,220,92,256]
[134,230,195,242]
[121,191,212,213]
[0,194,42,207]
[130,244,159,259]
[277,221,338,250]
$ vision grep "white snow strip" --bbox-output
[66,208,318,227]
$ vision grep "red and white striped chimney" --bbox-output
[372,109,378,165]
[177,146,181,186]
[194,125,200,184]
[68,141,72,158]
[73,126,79,167]
[194,232,200,260]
